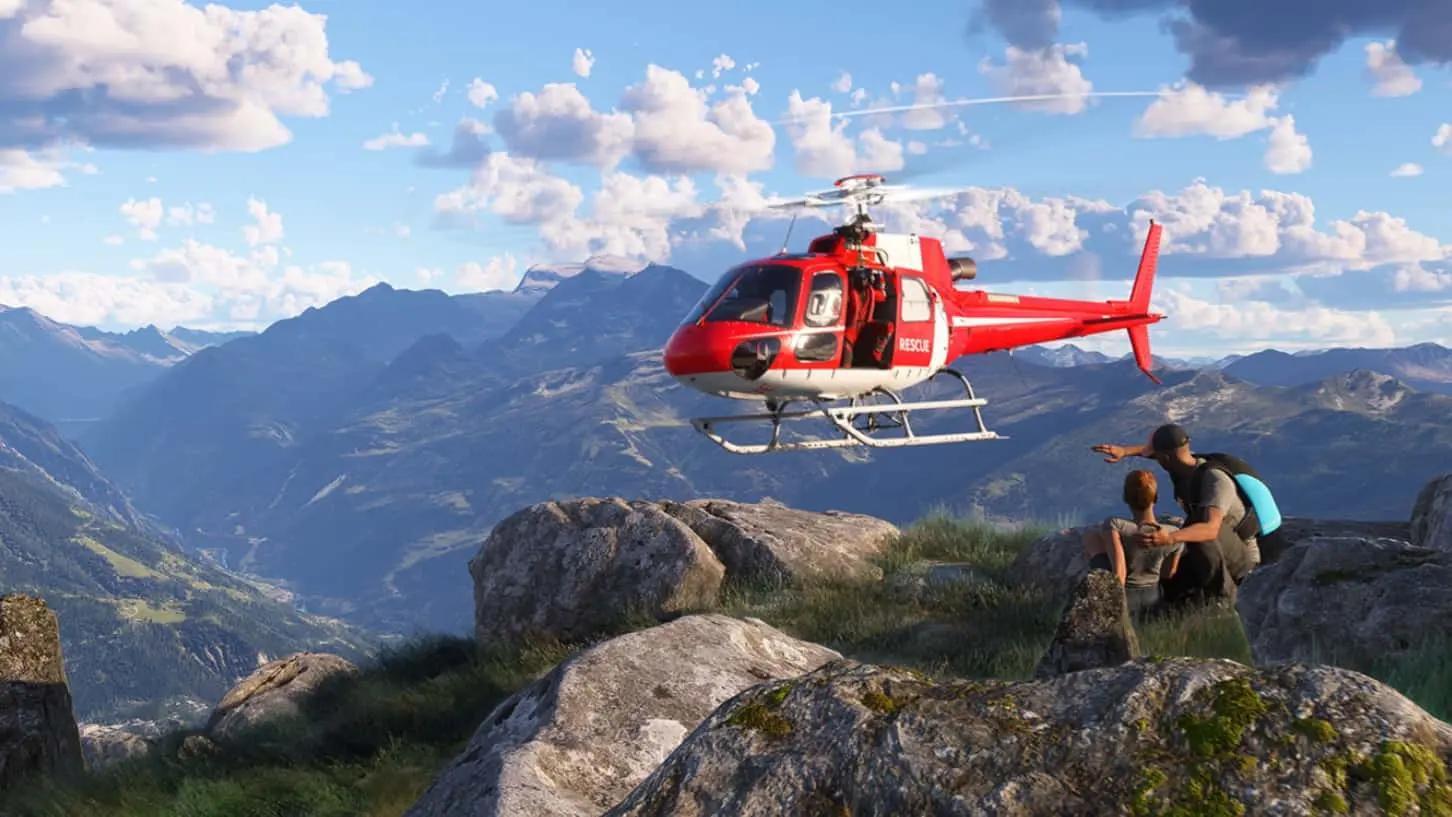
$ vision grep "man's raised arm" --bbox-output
[1090,442,1152,463]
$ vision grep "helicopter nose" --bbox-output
[664,326,711,377]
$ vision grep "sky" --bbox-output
[0,0,1450,358]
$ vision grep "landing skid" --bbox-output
[690,368,1006,455]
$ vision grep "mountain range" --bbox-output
[4,261,1451,643]
[0,400,371,723]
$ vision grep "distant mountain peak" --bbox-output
[514,255,649,295]
[1310,368,1411,414]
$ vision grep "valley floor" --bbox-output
[5,516,1449,817]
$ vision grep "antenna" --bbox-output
[776,211,799,256]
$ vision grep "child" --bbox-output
[1083,469,1183,616]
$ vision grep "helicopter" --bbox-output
[662,173,1166,455]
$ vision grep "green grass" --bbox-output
[4,513,1448,816]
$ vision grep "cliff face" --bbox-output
[0,594,84,788]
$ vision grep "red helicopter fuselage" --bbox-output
[664,221,1166,402]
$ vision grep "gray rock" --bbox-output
[1236,535,1452,668]
[0,594,84,789]
[402,614,840,817]
[1411,472,1452,552]
[204,652,357,742]
[1033,569,1140,679]
[607,657,1452,816]
[77,723,154,769]
[658,498,898,585]
[469,498,727,648]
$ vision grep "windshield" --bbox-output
[680,263,804,327]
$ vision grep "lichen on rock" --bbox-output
[1033,568,1141,679]
[605,657,1452,817]
[0,594,85,790]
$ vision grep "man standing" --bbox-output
[1091,424,1260,605]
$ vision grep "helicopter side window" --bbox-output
[803,271,844,328]
[900,276,933,322]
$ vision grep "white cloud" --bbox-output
[432,79,450,104]
[618,65,776,175]
[168,202,216,227]
[573,48,595,78]
[1364,41,1422,97]
[907,140,928,155]
[782,91,906,178]
[977,43,1092,114]
[457,256,520,292]
[1133,81,1311,175]
[467,79,499,109]
[3,212,379,331]
[831,72,853,93]
[1263,115,1312,174]
[1391,162,1424,177]
[0,0,370,156]
[493,83,633,167]
[0,148,89,193]
[711,54,736,78]
[900,73,949,130]
[1158,289,1396,347]
[1391,264,1452,293]
[120,198,164,240]
[1435,124,1452,155]
[364,124,430,150]
[242,198,284,246]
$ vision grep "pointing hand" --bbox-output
[1091,444,1124,463]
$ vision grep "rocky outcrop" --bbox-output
[470,499,727,647]
[1236,534,1452,668]
[1411,472,1451,551]
[0,594,84,789]
[78,723,154,769]
[657,498,898,585]
[204,652,357,742]
[470,498,898,647]
[403,614,840,817]
[606,657,1452,816]
[1033,569,1140,679]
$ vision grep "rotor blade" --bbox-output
[778,89,1198,125]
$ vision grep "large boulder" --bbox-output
[77,723,154,769]
[0,594,84,789]
[470,499,727,647]
[403,614,840,817]
[1411,473,1452,552]
[607,657,1452,816]
[204,652,357,742]
[657,498,899,585]
[1033,569,1140,679]
[1236,535,1452,668]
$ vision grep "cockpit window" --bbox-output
[681,263,803,327]
[803,271,843,328]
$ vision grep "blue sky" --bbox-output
[0,0,1449,357]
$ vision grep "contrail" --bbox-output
[776,90,1187,124]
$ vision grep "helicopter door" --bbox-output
[894,275,935,371]
[793,270,845,365]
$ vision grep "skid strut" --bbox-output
[690,368,1005,455]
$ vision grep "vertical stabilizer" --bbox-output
[1129,220,1161,313]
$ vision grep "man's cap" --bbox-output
[1150,423,1189,452]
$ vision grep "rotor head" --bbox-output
[765,174,972,223]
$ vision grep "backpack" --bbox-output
[1179,452,1283,539]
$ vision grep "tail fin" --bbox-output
[1128,324,1160,384]
[1128,220,1162,383]
[1129,220,1161,313]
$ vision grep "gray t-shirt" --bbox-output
[1198,462,1261,566]
[1104,517,1183,588]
